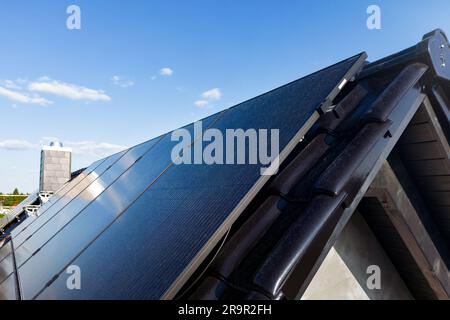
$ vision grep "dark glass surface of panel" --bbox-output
[14,139,160,267]
[12,151,126,249]
[0,273,17,300]
[0,252,14,284]
[0,244,11,267]
[11,158,106,238]
[19,114,219,299]
[0,154,124,277]
[36,54,365,299]
[8,191,39,220]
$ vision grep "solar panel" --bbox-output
[10,158,107,238]
[13,114,221,300]
[0,154,122,285]
[12,139,162,269]
[11,151,127,249]
[0,250,14,284]
[6,190,39,220]
[28,53,366,300]
[41,159,105,206]
[0,153,130,298]
[0,191,40,262]
[0,262,17,300]
[0,156,120,290]
[0,243,11,267]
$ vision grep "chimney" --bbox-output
[39,141,72,193]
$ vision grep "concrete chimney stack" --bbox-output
[39,141,72,193]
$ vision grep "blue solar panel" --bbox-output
[10,158,106,238]
[0,268,17,300]
[30,53,365,300]
[9,191,39,217]
[0,153,124,285]
[12,151,127,250]
[12,138,166,269]
[0,252,14,284]
[0,244,11,269]
[15,114,221,299]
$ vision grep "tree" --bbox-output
[12,188,19,195]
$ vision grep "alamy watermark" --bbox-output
[66,5,81,30]
[367,5,381,30]
[171,121,280,176]
[366,265,381,290]
[66,265,81,290]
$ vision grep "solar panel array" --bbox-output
[0,191,39,231]
[0,53,365,300]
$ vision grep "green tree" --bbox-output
[12,188,19,195]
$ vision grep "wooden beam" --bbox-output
[367,161,450,300]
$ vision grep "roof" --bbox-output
[0,30,449,300]
[0,192,39,231]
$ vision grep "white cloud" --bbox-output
[0,140,37,151]
[29,79,111,102]
[159,68,174,76]
[0,77,111,106]
[39,137,126,157]
[0,86,53,106]
[0,137,126,158]
[39,137,60,146]
[112,75,134,88]
[38,76,51,82]
[193,88,222,108]
[65,141,127,157]
[0,78,29,90]
[202,88,221,101]
[194,100,209,108]
[0,79,22,90]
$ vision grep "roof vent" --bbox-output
[49,141,64,148]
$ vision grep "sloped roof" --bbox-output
[0,30,449,300]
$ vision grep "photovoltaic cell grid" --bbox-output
[15,148,133,236]
[0,151,133,297]
[0,244,14,293]
[13,137,164,270]
[0,188,44,264]
[13,151,127,251]
[0,53,365,300]
[7,191,39,219]
[0,265,17,300]
[0,153,123,291]
[0,155,115,265]
[14,113,220,300]
[10,157,107,237]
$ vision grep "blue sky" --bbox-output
[1,0,450,193]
